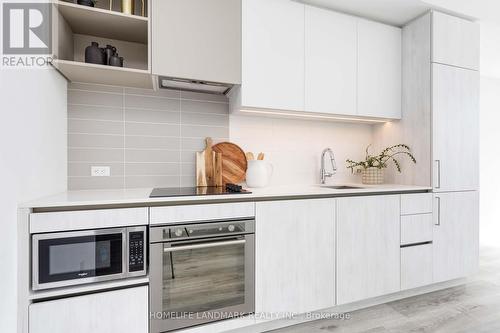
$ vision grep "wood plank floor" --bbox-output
[271,246,500,333]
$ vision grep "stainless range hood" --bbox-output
[158,77,233,95]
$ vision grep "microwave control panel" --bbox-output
[128,231,145,272]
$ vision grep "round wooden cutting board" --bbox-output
[212,142,247,184]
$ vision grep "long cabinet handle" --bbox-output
[434,196,441,226]
[163,239,245,253]
[434,160,441,189]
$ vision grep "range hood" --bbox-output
[158,77,233,95]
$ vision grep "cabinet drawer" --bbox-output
[30,207,148,233]
[401,214,433,245]
[401,193,433,215]
[29,286,148,333]
[150,202,255,225]
[401,244,433,290]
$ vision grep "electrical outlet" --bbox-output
[91,166,111,177]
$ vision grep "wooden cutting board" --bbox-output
[196,138,223,187]
[213,142,247,184]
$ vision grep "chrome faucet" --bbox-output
[320,148,338,184]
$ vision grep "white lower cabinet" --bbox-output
[433,191,479,283]
[150,202,255,225]
[401,244,433,290]
[255,199,336,315]
[336,195,400,304]
[400,214,433,245]
[29,286,148,333]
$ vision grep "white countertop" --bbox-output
[21,183,431,209]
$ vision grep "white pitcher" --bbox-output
[246,160,273,188]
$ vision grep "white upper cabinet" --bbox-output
[432,63,479,192]
[336,195,400,305]
[240,0,305,111]
[305,6,357,115]
[432,11,479,70]
[357,19,402,119]
[232,1,402,120]
[152,0,241,84]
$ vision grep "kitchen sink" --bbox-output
[322,185,364,190]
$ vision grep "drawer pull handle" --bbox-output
[434,160,441,189]
[435,197,441,226]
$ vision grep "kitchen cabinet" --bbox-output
[255,199,335,314]
[432,63,479,192]
[401,193,433,215]
[381,11,479,188]
[433,191,479,283]
[152,0,241,84]
[304,5,357,115]
[357,19,402,119]
[30,207,148,233]
[400,214,433,245]
[336,195,400,304]
[150,202,255,225]
[432,11,479,70]
[29,286,148,333]
[401,244,433,290]
[232,2,402,121]
[240,0,304,111]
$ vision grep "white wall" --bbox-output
[479,22,500,246]
[230,114,374,185]
[0,68,67,333]
[479,76,500,246]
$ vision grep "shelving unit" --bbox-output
[52,59,153,89]
[56,1,148,44]
[52,0,152,89]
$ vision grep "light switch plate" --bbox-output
[91,166,111,177]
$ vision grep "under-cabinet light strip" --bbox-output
[239,109,390,123]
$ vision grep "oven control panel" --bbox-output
[128,231,144,272]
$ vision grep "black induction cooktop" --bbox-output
[150,185,252,198]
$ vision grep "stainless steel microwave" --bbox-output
[32,226,146,291]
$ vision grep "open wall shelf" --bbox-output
[52,0,151,89]
[55,1,148,44]
[52,59,153,89]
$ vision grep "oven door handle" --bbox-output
[163,239,246,252]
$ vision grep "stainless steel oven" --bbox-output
[149,219,255,333]
[32,226,146,291]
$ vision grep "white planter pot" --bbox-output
[362,168,384,185]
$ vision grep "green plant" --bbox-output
[346,144,416,173]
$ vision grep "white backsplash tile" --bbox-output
[67,83,229,190]
[67,84,376,190]
[229,114,374,186]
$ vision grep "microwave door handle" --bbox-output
[163,239,246,253]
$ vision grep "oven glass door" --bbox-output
[150,235,255,333]
[34,229,125,290]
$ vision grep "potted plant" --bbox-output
[346,144,416,185]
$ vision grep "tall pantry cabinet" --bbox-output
[430,11,480,283]
[390,11,480,284]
